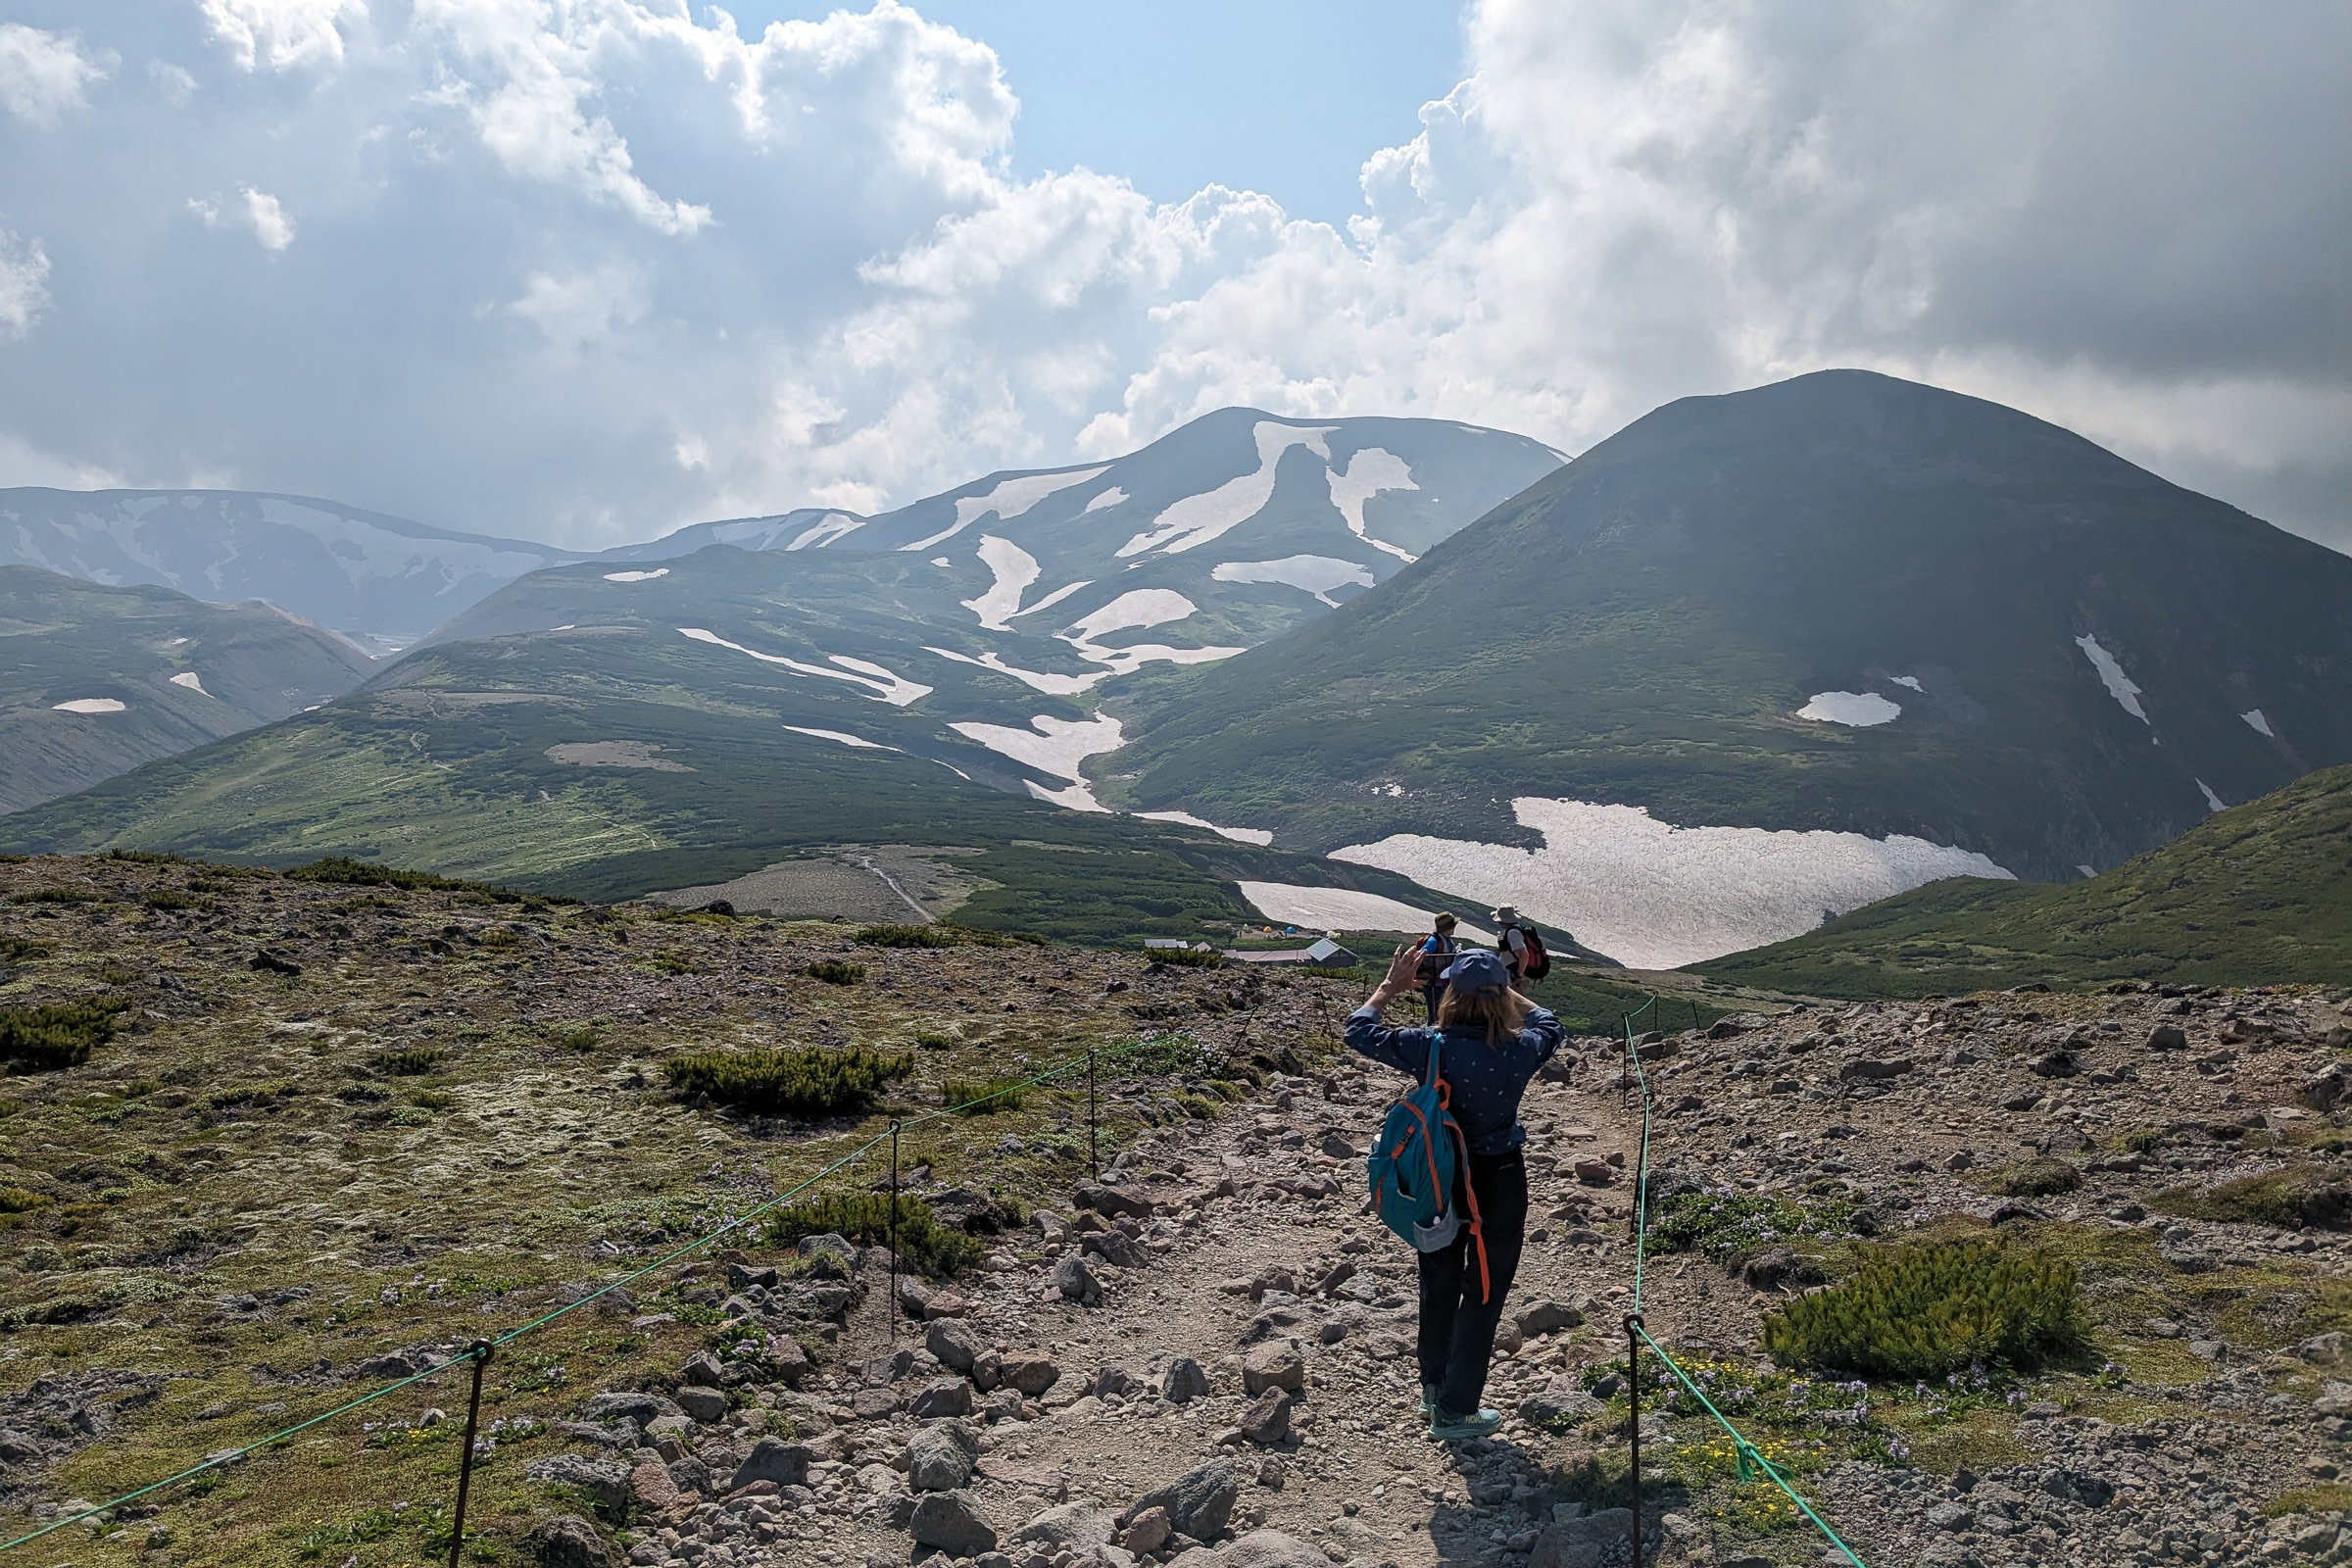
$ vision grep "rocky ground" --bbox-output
[0,855,2346,1568]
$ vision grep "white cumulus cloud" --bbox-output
[0,24,114,122]
[0,0,2340,553]
[0,229,50,338]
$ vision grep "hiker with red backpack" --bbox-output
[1349,945,1561,1440]
[1412,910,1459,1023]
[1492,905,1550,991]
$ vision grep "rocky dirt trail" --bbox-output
[1,855,2347,1568]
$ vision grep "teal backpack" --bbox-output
[1365,1030,1492,1299]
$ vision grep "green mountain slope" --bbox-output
[1691,762,2352,996]
[0,566,375,812]
[0,605,1474,948]
[1101,370,2352,885]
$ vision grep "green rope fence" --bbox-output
[1617,996,1868,1568]
[0,1029,1194,1557]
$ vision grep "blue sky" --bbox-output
[740,1,1469,225]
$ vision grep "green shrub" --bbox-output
[1992,1159,2082,1198]
[369,1047,445,1077]
[406,1090,456,1111]
[283,856,578,904]
[857,924,959,949]
[0,998,132,1072]
[1146,946,1223,969]
[0,1187,52,1214]
[13,888,100,905]
[1,937,49,962]
[554,1026,599,1053]
[2153,1165,2348,1230]
[143,892,215,912]
[1298,964,1361,979]
[1644,1188,1855,1261]
[805,960,866,985]
[913,1031,957,1052]
[103,850,188,866]
[763,1192,981,1278]
[2115,1127,2167,1153]
[664,1046,911,1116]
[940,1074,1028,1116]
[1761,1240,2089,1379]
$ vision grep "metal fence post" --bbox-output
[1626,1316,1643,1568]
[447,1341,493,1568]
[1088,1050,1099,1177]
[887,1121,902,1346]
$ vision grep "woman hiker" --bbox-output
[1347,945,1561,1439]
[1414,910,1460,1023]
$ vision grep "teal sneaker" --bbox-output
[1419,1384,1441,1419]
[1429,1404,1503,1440]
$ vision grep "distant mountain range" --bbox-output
[4,375,2345,964]
[0,566,374,812]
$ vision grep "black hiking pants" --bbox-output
[1416,1149,1528,1416]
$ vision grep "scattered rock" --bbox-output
[1237,1387,1292,1445]
[527,1514,612,1568]
[1530,1506,1647,1568]
[1161,1355,1211,1403]
[906,1421,980,1492]
[524,1455,629,1513]
[1048,1252,1103,1303]
[907,1378,974,1418]
[1012,1501,1116,1549]
[1124,1459,1239,1542]
[926,1318,982,1374]
[999,1354,1060,1396]
[1241,1340,1304,1396]
[2144,1024,2189,1052]
[727,1437,811,1491]
[1219,1530,1328,1568]
[908,1488,997,1554]
[1072,1183,1154,1220]
[1121,1503,1173,1554]
[1519,1376,1603,1426]
[672,1385,727,1422]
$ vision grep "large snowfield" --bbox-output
[1236,882,1495,945]
[1332,797,2013,969]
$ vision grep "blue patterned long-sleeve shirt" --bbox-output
[1346,1004,1561,1155]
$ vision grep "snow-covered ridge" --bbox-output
[1211,556,1374,608]
[676,627,931,706]
[1332,797,2014,970]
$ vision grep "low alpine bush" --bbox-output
[804,960,866,985]
[0,999,132,1072]
[939,1074,1028,1116]
[664,1045,911,1116]
[1761,1239,2089,1379]
[762,1192,981,1278]
[368,1048,445,1077]
[857,924,958,949]
[1147,946,1223,969]
[1991,1158,2082,1198]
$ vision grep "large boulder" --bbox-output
[1072,1183,1154,1219]
[906,1378,974,1418]
[673,1386,728,1422]
[726,1437,812,1491]
[926,1318,983,1375]
[907,1489,997,1554]
[1220,1532,1329,1568]
[1241,1341,1304,1396]
[1123,1458,1239,1542]
[1011,1501,1117,1549]
[1161,1356,1211,1403]
[1238,1388,1292,1446]
[580,1392,680,1426]
[1000,1354,1060,1396]
[523,1456,629,1514]
[906,1422,980,1493]
[1048,1253,1103,1303]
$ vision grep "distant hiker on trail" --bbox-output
[1492,905,1550,992]
[1414,910,1459,1023]
[1348,945,1561,1441]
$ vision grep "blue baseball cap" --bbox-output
[1440,950,1510,992]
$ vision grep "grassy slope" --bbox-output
[1692,762,2352,996]
[0,627,1485,950]
[0,566,375,811]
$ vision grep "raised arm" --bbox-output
[1346,945,1434,1077]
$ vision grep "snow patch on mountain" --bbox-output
[2240,708,2274,737]
[2075,633,2148,721]
[1116,422,1336,559]
[1210,555,1374,607]
[1889,675,1923,691]
[923,646,1107,695]
[1005,579,1094,620]
[1083,486,1128,513]
[784,513,863,550]
[605,568,668,583]
[962,535,1042,630]
[1797,691,1901,726]
[1325,448,1420,563]
[1236,882,1496,945]
[1333,797,2014,969]
[784,725,897,752]
[949,712,1122,810]
[52,698,125,713]
[1132,810,1275,846]
[2196,778,2227,812]
[169,671,210,695]
[676,627,932,706]
[905,466,1110,553]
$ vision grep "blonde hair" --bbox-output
[1437,983,1532,1048]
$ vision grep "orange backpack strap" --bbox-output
[1446,1119,1493,1302]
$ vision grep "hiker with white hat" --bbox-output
[1492,905,1532,992]
[1348,944,1562,1440]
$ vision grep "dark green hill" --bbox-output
[0,566,374,812]
[1691,762,2352,996]
[1101,370,2352,883]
